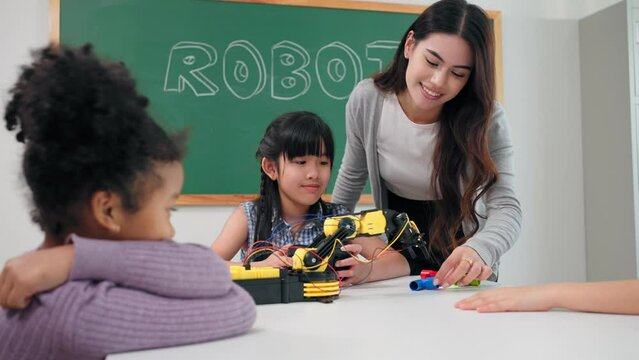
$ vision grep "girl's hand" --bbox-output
[434,246,492,288]
[455,285,556,312]
[0,245,74,309]
[251,246,293,268]
[334,243,363,284]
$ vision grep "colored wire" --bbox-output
[375,216,409,258]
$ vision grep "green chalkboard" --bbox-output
[56,0,501,204]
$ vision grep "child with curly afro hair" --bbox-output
[0,44,255,360]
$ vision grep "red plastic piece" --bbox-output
[420,270,437,279]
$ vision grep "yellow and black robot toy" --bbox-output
[230,209,431,305]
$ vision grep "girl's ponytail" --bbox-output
[253,169,278,242]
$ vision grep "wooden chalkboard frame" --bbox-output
[48,0,502,206]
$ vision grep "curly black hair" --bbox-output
[4,44,185,239]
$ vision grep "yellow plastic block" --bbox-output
[230,266,280,280]
[302,281,341,297]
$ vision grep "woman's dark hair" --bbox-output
[253,111,335,242]
[374,0,498,256]
[4,44,185,242]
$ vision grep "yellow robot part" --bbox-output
[229,266,280,280]
[303,281,340,297]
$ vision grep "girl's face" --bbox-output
[400,32,473,123]
[263,147,331,216]
[114,161,184,241]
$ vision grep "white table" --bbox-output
[109,277,639,360]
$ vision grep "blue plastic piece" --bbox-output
[409,277,439,291]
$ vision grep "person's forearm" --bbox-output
[349,236,410,284]
[0,245,74,309]
[356,252,410,284]
[550,281,639,315]
[71,237,232,298]
[67,281,256,357]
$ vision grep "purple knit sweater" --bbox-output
[0,235,256,359]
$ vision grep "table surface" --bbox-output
[109,276,639,360]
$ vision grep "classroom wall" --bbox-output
[580,2,638,280]
[0,0,625,286]
[0,0,50,264]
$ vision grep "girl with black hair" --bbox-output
[0,44,255,359]
[212,111,361,278]
[332,0,521,287]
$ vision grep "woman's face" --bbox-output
[400,32,473,123]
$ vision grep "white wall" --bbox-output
[580,1,637,281]
[0,0,50,262]
[0,0,626,286]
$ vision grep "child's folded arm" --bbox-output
[64,280,256,357]
[70,235,232,298]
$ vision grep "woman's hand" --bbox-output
[455,285,556,312]
[434,246,491,288]
[0,245,74,309]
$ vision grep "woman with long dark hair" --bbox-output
[333,0,521,287]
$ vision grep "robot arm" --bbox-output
[232,209,432,304]
[290,209,431,272]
